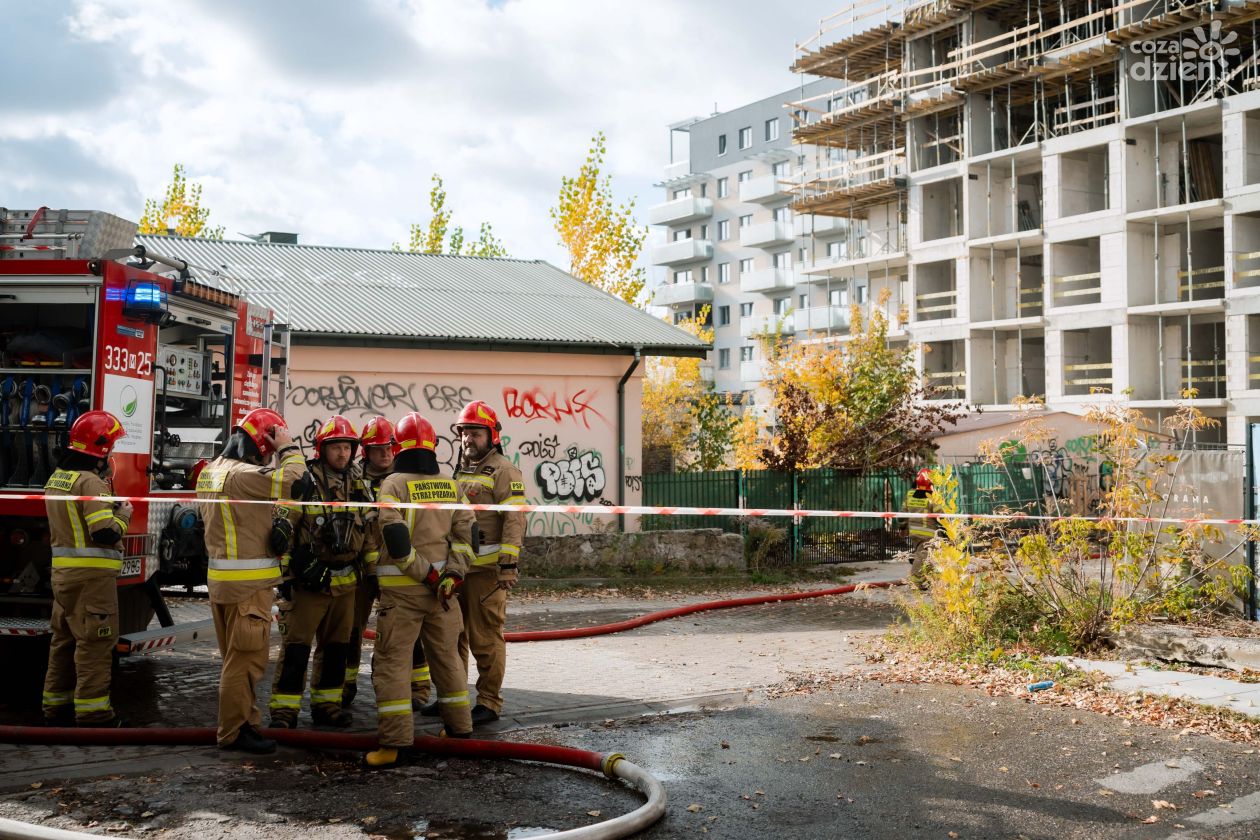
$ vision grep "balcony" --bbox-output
[801,305,851,332]
[651,282,713,308]
[741,268,794,294]
[739,221,794,249]
[652,238,713,266]
[663,160,690,181]
[793,214,847,238]
[739,315,794,338]
[648,196,713,227]
[740,360,765,383]
[739,174,791,205]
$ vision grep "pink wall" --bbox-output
[284,345,644,535]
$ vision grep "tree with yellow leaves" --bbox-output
[137,164,225,239]
[641,306,733,472]
[551,132,648,307]
[759,289,964,472]
[396,174,508,257]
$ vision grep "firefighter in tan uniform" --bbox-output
[41,411,130,726]
[365,411,477,769]
[269,415,377,728]
[905,468,942,590]
[451,400,526,726]
[197,407,307,754]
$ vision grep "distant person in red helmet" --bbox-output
[196,407,307,755]
[268,414,378,730]
[905,468,942,589]
[42,410,130,727]
[420,400,526,728]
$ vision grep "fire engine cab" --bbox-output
[0,208,288,656]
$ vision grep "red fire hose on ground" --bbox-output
[363,579,904,643]
[0,580,903,840]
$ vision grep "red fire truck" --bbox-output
[0,208,289,657]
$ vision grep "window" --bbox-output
[738,127,752,149]
[699,224,709,240]
[765,118,780,142]
[699,183,707,198]
[672,228,691,242]
[740,302,754,317]
[828,288,848,306]
[717,177,729,198]
[674,270,692,284]
[718,348,731,369]
[718,263,731,284]
[717,220,730,241]
[856,284,869,304]
[799,294,808,309]
[699,266,709,283]
[772,251,791,269]
[740,345,755,362]
[738,170,753,182]
[793,108,808,126]
[826,240,845,260]
[718,134,727,155]
[798,247,807,263]
[773,297,790,316]
[718,305,731,326]
[772,206,792,223]
[771,160,790,177]
[739,258,754,274]
[739,214,753,228]
[672,187,691,199]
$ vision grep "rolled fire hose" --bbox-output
[0,729,664,840]
[363,579,903,642]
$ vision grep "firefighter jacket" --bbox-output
[45,468,131,581]
[375,471,477,589]
[455,450,527,571]
[196,445,307,603]
[905,489,941,542]
[283,460,378,595]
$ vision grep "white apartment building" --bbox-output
[784,0,1260,445]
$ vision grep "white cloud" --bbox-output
[3,0,833,267]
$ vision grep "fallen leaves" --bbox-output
[686,804,703,813]
[587,810,601,817]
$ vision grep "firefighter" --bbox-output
[905,468,942,589]
[197,407,307,754]
[41,410,130,727]
[269,415,377,729]
[365,411,477,768]
[443,400,526,726]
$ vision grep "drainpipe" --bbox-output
[617,347,643,532]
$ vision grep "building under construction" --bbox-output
[790,0,1260,444]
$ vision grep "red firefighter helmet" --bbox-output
[68,410,125,459]
[234,407,288,459]
[915,468,933,492]
[314,414,359,459]
[359,416,400,456]
[395,412,438,453]
[454,400,502,446]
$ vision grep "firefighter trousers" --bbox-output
[372,586,470,747]
[210,587,274,747]
[42,573,118,724]
[272,587,354,718]
[457,566,507,714]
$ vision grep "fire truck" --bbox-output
[0,208,289,660]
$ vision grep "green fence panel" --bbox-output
[642,470,741,533]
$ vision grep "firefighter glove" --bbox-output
[437,570,463,602]
[497,563,518,589]
[269,517,294,556]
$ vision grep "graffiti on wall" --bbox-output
[285,371,633,534]
[536,447,607,502]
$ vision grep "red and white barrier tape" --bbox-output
[0,492,1252,528]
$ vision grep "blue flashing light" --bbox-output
[125,282,166,310]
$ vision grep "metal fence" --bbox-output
[642,464,1047,566]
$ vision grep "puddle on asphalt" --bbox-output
[804,734,841,742]
[376,819,557,839]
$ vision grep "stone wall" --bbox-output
[522,529,744,575]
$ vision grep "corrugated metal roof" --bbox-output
[133,235,708,356]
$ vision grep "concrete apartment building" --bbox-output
[655,0,1260,445]
[650,79,839,408]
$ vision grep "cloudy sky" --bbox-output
[2,0,834,269]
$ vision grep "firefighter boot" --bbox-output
[224,722,277,755]
[268,642,311,728]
